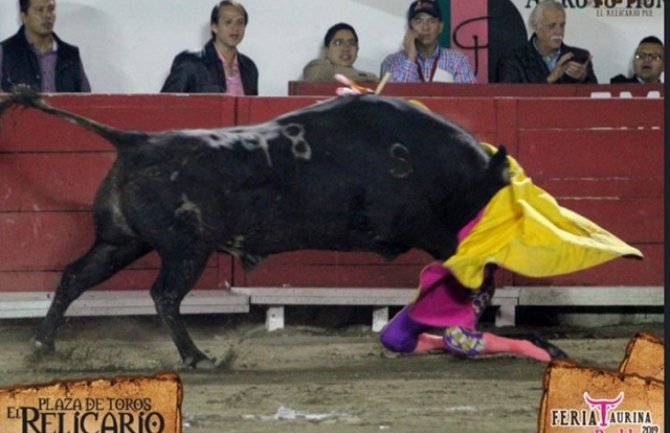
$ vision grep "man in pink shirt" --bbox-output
[161,0,258,94]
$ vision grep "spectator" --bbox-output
[497,0,597,84]
[161,0,258,94]
[0,0,91,92]
[302,23,378,83]
[610,36,664,84]
[380,0,476,83]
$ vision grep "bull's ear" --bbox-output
[488,145,510,185]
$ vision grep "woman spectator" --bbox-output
[302,22,378,83]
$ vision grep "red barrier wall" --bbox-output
[0,93,663,295]
[288,82,665,98]
[0,95,237,293]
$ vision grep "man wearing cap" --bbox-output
[1,0,91,92]
[380,0,476,83]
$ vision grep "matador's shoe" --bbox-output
[524,332,570,360]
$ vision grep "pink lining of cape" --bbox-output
[408,210,485,329]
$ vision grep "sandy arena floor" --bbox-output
[0,313,663,433]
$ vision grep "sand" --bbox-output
[0,314,663,433]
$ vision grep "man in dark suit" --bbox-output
[0,0,91,92]
[161,0,258,94]
[610,36,664,84]
[497,0,597,84]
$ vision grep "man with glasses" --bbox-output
[380,0,476,83]
[302,22,378,82]
[497,0,597,84]
[1,0,91,92]
[610,36,664,84]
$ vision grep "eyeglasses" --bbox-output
[634,52,663,61]
[331,39,358,47]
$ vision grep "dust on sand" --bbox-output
[0,314,663,433]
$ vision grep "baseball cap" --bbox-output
[407,0,443,22]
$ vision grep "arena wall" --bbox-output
[0,91,662,296]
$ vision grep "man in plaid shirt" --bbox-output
[380,0,476,83]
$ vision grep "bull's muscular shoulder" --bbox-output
[279,94,468,131]
[276,94,485,155]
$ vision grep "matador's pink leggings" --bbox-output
[379,268,553,362]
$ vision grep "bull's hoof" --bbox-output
[183,354,216,370]
[27,338,56,362]
[32,338,55,355]
[525,332,569,360]
[194,358,217,369]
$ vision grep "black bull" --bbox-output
[0,88,509,367]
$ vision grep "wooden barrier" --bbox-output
[511,98,663,287]
[0,95,237,294]
[235,95,663,289]
[288,82,665,98]
[0,92,663,322]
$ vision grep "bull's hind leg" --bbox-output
[34,240,151,354]
[150,247,213,368]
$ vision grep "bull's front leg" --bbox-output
[151,248,214,368]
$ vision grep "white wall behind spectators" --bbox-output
[0,0,664,94]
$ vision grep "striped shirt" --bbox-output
[380,46,476,83]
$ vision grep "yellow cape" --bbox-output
[444,143,643,289]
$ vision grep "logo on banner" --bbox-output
[549,392,659,433]
[594,0,663,16]
[523,0,664,17]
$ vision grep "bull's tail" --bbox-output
[0,85,144,150]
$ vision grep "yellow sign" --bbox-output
[0,372,182,433]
